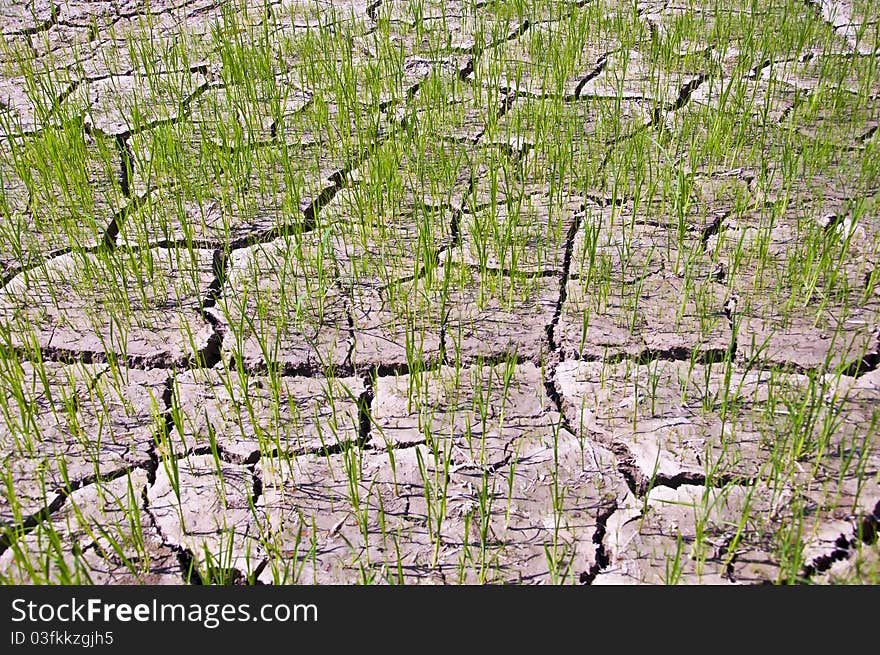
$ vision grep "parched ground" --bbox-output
[0,0,878,584]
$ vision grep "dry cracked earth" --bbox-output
[0,0,879,585]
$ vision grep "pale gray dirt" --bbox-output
[209,234,353,373]
[147,454,267,580]
[170,368,365,460]
[0,248,217,367]
[0,362,167,525]
[0,470,180,584]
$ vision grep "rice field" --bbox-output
[0,0,878,584]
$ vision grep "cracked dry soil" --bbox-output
[0,0,879,585]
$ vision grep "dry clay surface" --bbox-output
[0,0,879,584]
